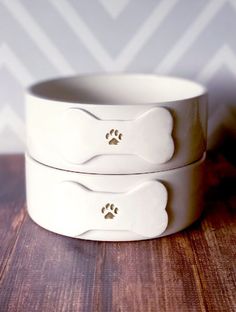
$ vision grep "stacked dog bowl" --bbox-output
[25,74,207,241]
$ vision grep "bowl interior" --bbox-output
[28,74,206,105]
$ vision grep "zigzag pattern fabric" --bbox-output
[0,0,235,152]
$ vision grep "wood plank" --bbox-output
[0,154,235,312]
[0,155,26,281]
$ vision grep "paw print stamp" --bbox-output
[105,129,123,145]
[101,203,118,219]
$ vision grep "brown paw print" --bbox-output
[101,203,118,219]
[105,129,123,145]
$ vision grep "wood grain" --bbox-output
[0,153,235,312]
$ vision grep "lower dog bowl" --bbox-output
[25,153,206,241]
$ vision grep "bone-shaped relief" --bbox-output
[58,107,174,164]
[50,180,168,238]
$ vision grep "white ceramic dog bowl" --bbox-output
[25,153,206,241]
[26,74,207,174]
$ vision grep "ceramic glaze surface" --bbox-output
[26,74,207,174]
[26,153,205,241]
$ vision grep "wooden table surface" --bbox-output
[0,153,235,312]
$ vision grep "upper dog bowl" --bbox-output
[26,74,207,174]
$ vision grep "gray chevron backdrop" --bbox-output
[0,0,236,153]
